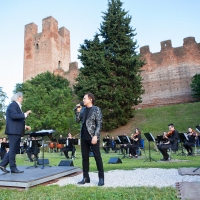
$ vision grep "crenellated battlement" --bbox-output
[138,37,200,108]
[23,16,72,83]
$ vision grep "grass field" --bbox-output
[0,101,200,199]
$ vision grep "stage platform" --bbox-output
[0,165,81,190]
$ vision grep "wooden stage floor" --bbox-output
[0,164,81,190]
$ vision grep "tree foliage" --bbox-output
[74,0,145,131]
[15,72,79,134]
[191,74,200,100]
[0,87,7,130]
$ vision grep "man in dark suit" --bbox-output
[0,92,31,173]
[158,123,179,161]
[75,92,104,186]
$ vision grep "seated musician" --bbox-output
[0,137,9,160]
[158,123,179,161]
[129,128,141,158]
[103,136,117,153]
[26,137,41,162]
[62,133,76,159]
[183,127,197,156]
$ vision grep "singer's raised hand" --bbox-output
[76,104,82,112]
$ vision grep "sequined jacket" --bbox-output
[75,106,102,139]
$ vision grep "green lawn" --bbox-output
[0,101,200,199]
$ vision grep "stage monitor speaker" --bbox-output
[58,160,74,166]
[37,159,49,165]
[108,157,122,164]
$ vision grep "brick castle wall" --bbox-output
[139,37,200,108]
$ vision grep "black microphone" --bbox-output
[73,101,84,111]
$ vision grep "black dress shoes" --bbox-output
[98,178,104,186]
[11,169,24,173]
[0,166,10,173]
[77,177,90,184]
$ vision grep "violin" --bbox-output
[165,130,174,137]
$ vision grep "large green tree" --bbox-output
[191,74,200,100]
[15,72,79,134]
[0,87,7,130]
[74,0,144,131]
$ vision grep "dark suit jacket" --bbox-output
[168,129,179,151]
[75,105,102,139]
[5,101,25,136]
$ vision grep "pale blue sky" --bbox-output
[0,0,199,103]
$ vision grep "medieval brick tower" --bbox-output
[23,16,73,82]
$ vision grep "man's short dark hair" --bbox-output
[168,123,174,127]
[86,92,95,105]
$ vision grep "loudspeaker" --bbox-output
[108,157,122,164]
[58,160,74,166]
[37,159,49,165]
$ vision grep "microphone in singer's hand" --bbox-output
[73,101,84,111]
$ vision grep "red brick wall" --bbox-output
[23,16,71,82]
[139,37,200,108]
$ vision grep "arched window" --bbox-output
[36,44,39,49]
[58,61,61,68]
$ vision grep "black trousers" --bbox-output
[129,144,139,156]
[81,139,104,179]
[0,134,21,170]
[158,144,170,160]
[183,142,194,153]
[62,146,76,158]
[26,147,40,160]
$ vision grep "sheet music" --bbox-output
[195,125,200,133]
[117,136,121,143]
[126,136,130,143]
[184,133,189,140]
[149,133,155,142]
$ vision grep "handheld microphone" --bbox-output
[73,101,84,111]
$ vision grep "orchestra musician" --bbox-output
[62,133,76,159]
[26,137,41,162]
[103,136,117,153]
[183,127,198,156]
[0,137,9,160]
[158,123,179,161]
[129,128,141,158]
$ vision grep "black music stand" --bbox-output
[26,140,42,169]
[177,133,187,156]
[28,129,55,169]
[1,142,9,149]
[144,133,156,162]
[117,135,130,159]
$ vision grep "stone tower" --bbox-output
[23,16,71,82]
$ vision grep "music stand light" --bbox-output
[144,133,156,162]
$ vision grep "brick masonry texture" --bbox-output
[139,37,200,108]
